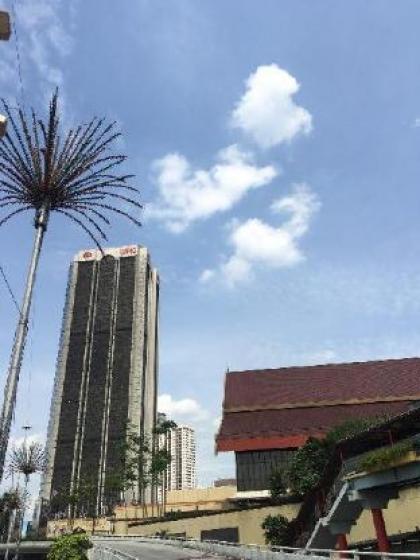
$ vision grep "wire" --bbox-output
[0,262,20,313]
[9,0,27,106]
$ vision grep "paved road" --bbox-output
[94,539,216,560]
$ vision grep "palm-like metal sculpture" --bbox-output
[8,440,46,484]
[0,91,141,480]
[7,441,45,555]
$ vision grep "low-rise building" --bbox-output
[216,358,420,496]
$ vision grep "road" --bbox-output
[94,538,218,560]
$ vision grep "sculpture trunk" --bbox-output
[0,203,49,481]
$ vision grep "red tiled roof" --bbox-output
[223,358,420,411]
[217,401,411,452]
[216,358,420,452]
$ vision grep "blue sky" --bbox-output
[2,0,420,487]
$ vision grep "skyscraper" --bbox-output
[40,245,159,513]
[161,425,197,491]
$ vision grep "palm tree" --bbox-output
[0,91,141,481]
[2,488,26,560]
[153,419,176,516]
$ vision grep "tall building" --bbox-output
[40,245,159,513]
[161,424,197,491]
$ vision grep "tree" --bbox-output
[1,488,27,560]
[0,490,21,543]
[77,476,100,534]
[47,533,92,560]
[326,416,387,444]
[154,419,177,436]
[49,485,80,530]
[0,91,141,481]
[149,448,172,517]
[287,438,331,496]
[269,469,286,501]
[153,418,177,515]
[261,514,293,546]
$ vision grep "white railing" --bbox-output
[91,536,420,560]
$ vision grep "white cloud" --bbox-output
[413,117,420,128]
[199,269,216,283]
[9,432,45,449]
[203,183,320,287]
[19,0,74,89]
[1,0,77,100]
[146,144,278,232]
[158,394,209,422]
[231,64,312,149]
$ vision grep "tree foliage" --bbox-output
[47,533,91,560]
[49,420,176,520]
[261,514,293,546]
[269,469,286,501]
[0,490,23,542]
[287,438,331,496]
[326,416,388,444]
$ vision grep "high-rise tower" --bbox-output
[40,245,159,513]
[161,425,197,491]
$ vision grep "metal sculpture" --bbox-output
[0,91,141,480]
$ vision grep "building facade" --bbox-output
[161,425,197,491]
[216,358,420,494]
[40,245,159,513]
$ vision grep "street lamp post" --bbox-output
[0,9,11,137]
[0,10,11,40]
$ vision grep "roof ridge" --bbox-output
[224,394,420,413]
[227,356,420,375]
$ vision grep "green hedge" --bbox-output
[358,440,413,473]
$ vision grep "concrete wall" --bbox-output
[349,486,420,544]
[115,503,301,545]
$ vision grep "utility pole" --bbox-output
[0,9,11,137]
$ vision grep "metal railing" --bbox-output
[91,536,420,560]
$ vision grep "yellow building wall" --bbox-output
[349,486,420,544]
[46,485,420,544]
[166,485,237,512]
[115,503,300,545]
[47,517,111,537]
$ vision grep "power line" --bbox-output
[9,0,26,106]
[0,262,21,313]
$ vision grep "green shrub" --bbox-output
[262,514,293,546]
[358,440,413,473]
[287,438,331,496]
[47,533,92,560]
